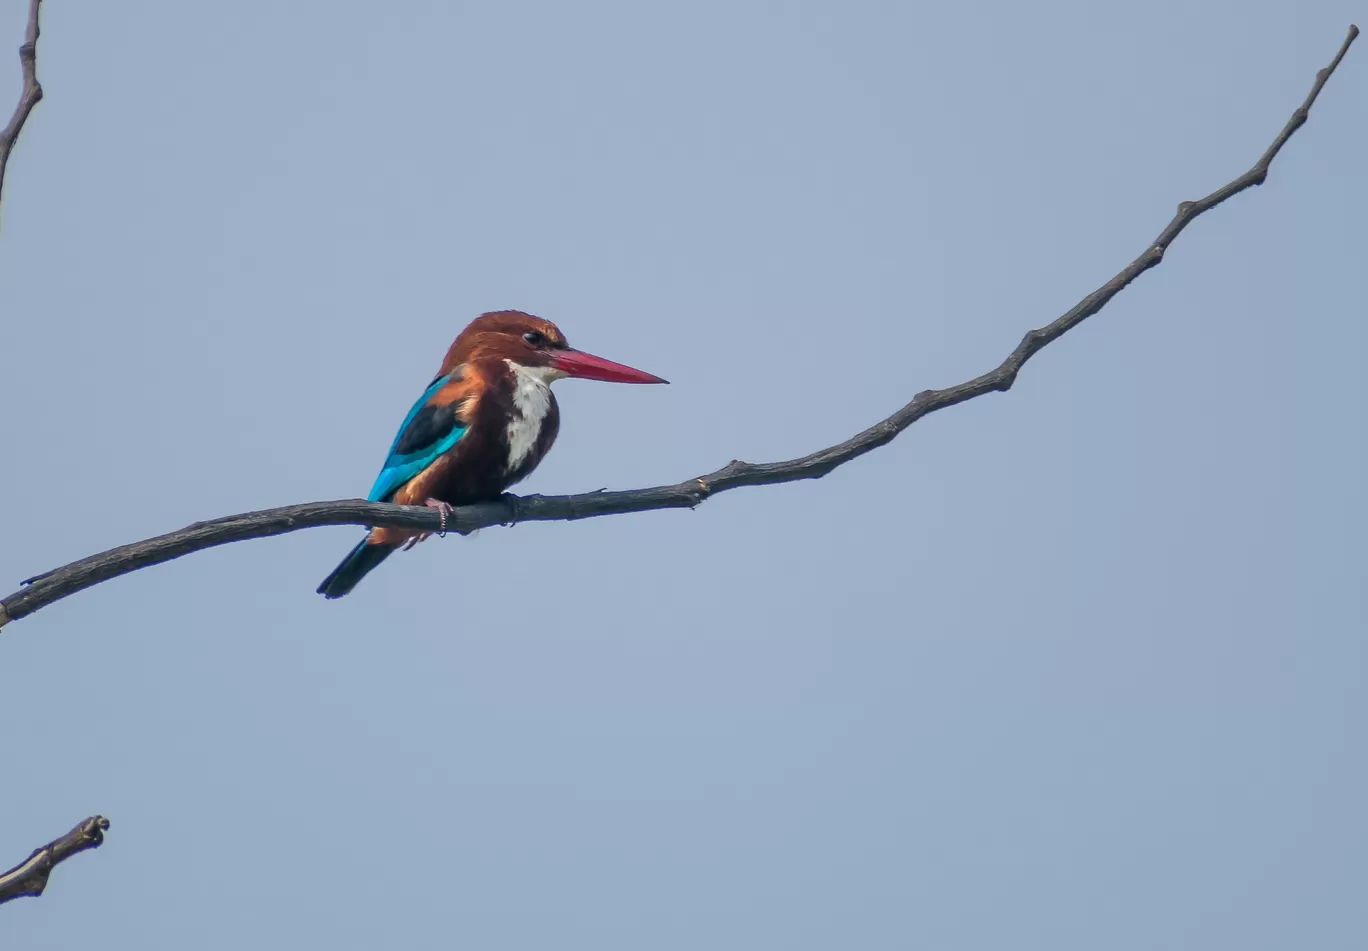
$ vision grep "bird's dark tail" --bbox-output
[317,539,396,599]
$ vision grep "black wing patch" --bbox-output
[394,401,460,456]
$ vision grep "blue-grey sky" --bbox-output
[2,3,1364,948]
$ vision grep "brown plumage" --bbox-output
[317,310,667,599]
[373,360,560,543]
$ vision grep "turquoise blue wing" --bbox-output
[367,373,469,502]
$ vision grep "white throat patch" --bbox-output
[504,360,563,473]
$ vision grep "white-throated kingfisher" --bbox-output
[317,310,667,599]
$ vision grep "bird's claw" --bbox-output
[500,492,521,527]
[424,498,456,537]
[403,499,456,548]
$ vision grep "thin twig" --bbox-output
[0,0,42,221]
[0,25,1359,632]
[0,816,109,905]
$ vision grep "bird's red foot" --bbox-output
[425,498,456,537]
[401,533,427,551]
[400,499,456,551]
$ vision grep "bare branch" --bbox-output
[0,816,109,905]
[0,0,42,221]
[0,25,1359,632]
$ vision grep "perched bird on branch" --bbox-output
[317,310,667,598]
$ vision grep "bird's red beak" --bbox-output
[551,348,669,384]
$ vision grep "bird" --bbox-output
[317,310,668,599]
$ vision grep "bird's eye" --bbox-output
[523,331,545,347]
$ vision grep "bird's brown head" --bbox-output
[441,310,668,384]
